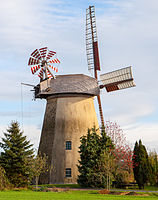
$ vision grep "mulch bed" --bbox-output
[98,189,149,196]
[38,187,149,196]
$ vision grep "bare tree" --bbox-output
[105,121,133,179]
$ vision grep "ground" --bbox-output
[0,189,158,200]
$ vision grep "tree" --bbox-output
[101,149,114,190]
[105,121,133,182]
[30,152,48,189]
[77,126,113,188]
[132,140,150,189]
[148,150,158,186]
[0,121,34,187]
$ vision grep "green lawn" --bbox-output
[143,186,158,191]
[0,190,158,200]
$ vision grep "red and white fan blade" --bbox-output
[46,50,56,60]
[49,58,60,64]
[28,57,40,66]
[39,47,48,59]
[46,68,53,79]
[31,65,40,74]
[38,68,44,79]
[31,49,42,60]
[48,65,58,73]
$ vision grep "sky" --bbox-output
[0,0,158,152]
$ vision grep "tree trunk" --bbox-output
[35,176,39,189]
[109,173,110,190]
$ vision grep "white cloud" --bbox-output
[0,0,83,54]
[22,125,41,150]
[101,90,156,125]
[123,123,158,152]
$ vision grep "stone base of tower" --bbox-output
[38,95,99,184]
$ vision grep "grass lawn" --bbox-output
[143,186,158,191]
[0,190,158,200]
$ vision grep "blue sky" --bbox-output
[0,0,158,152]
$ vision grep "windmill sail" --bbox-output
[86,6,100,73]
[86,6,104,129]
[100,66,136,92]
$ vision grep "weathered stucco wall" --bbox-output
[38,95,99,184]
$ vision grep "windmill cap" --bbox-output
[35,74,100,98]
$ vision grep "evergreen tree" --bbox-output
[77,126,113,188]
[148,150,158,186]
[132,140,150,189]
[0,121,34,187]
[133,141,139,183]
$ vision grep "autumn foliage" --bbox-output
[105,121,133,177]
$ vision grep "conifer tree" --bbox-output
[77,126,113,188]
[132,140,150,189]
[0,121,34,187]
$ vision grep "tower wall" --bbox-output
[38,95,99,184]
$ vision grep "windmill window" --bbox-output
[65,168,71,177]
[66,141,72,150]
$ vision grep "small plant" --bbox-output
[27,152,48,189]
[0,165,12,190]
[115,170,130,188]
[32,185,47,192]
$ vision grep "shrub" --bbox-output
[0,165,12,190]
[115,171,130,188]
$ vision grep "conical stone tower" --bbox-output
[35,74,100,184]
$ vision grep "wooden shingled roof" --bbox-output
[35,74,100,98]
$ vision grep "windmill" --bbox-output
[29,6,135,185]
[86,6,135,128]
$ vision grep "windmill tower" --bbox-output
[28,6,135,184]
